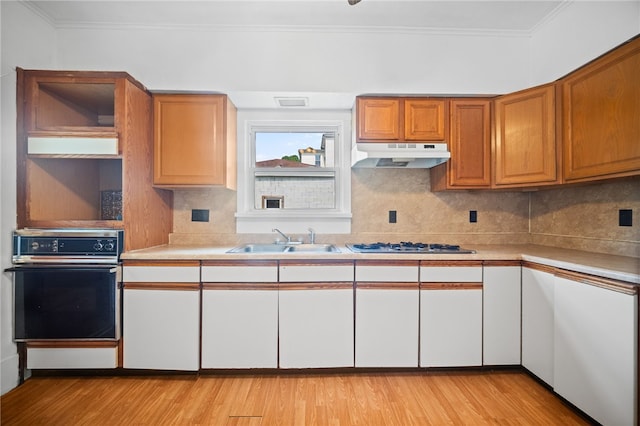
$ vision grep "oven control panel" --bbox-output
[12,229,124,261]
[17,237,118,255]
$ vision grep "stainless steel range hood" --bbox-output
[351,142,450,168]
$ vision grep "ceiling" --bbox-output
[27,0,567,34]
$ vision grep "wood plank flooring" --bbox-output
[1,369,590,425]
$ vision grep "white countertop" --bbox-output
[121,243,640,285]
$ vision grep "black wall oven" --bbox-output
[13,265,119,340]
[9,229,123,342]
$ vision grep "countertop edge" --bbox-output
[121,244,640,285]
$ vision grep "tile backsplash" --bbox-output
[171,170,639,258]
[529,178,640,258]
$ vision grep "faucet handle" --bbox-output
[308,228,316,244]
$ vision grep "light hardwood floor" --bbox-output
[1,370,590,425]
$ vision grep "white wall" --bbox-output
[530,1,640,85]
[0,1,57,395]
[54,27,531,106]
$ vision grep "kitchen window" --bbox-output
[236,110,352,234]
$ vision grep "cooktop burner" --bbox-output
[346,242,475,254]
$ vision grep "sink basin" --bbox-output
[285,244,340,253]
[227,244,289,253]
[227,243,340,253]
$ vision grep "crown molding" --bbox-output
[19,0,540,38]
[48,21,535,38]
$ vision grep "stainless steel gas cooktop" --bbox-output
[345,242,475,254]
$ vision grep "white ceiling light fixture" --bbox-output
[274,97,309,108]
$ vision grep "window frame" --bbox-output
[236,110,352,234]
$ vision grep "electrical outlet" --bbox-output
[469,210,478,223]
[191,209,210,222]
[389,210,397,224]
[619,209,632,227]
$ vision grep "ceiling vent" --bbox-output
[275,97,309,108]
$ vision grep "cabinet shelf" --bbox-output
[29,81,116,130]
[28,129,117,137]
[27,154,123,160]
[25,157,122,222]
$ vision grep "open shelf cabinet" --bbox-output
[16,69,173,251]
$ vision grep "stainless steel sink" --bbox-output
[227,244,289,253]
[285,244,340,253]
[227,243,340,253]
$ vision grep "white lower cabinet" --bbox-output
[279,260,354,368]
[420,262,483,367]
[201,261,278,369]
[554,272,637,426]
[521,265,555,385]
[355,261,419,367]
[483,263,521,365]
[122,262,200,371]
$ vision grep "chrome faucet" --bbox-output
[308,228,316,244]
[272,228,291,243]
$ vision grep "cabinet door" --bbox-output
[554,273,637,426]
[201,261,278,369]
[356,287,418,367]
[202,286,278,369]
[356,97,401,141]
[431,99,491,190]
[404,99,447,141]
[521,266,554,385]
[493,84,559,188]
[153,94,236,188]
[420,263,483,367]
[122,262,200,371]
[420,287,483,367]
[355,261,419,367]
[561,37,640,182]
[279,286,354,368]
[483,265,521,365]
[123,286,200,371]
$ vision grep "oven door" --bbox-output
[11,265,120,341]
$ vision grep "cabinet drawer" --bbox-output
[355,261,419,282]
[123,264,200,283]
[279,261,354,282]
[420,265,482,282]
[201,261,278,282]
[27,346,118,369]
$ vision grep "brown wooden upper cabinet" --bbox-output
[560,36,640,183]
[16,69,173,250]
[492,84,560,188]
[356,97,447,142]
[431,99,492,190]
[153,94,237,189]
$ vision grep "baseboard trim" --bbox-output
[1,352,20,395]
